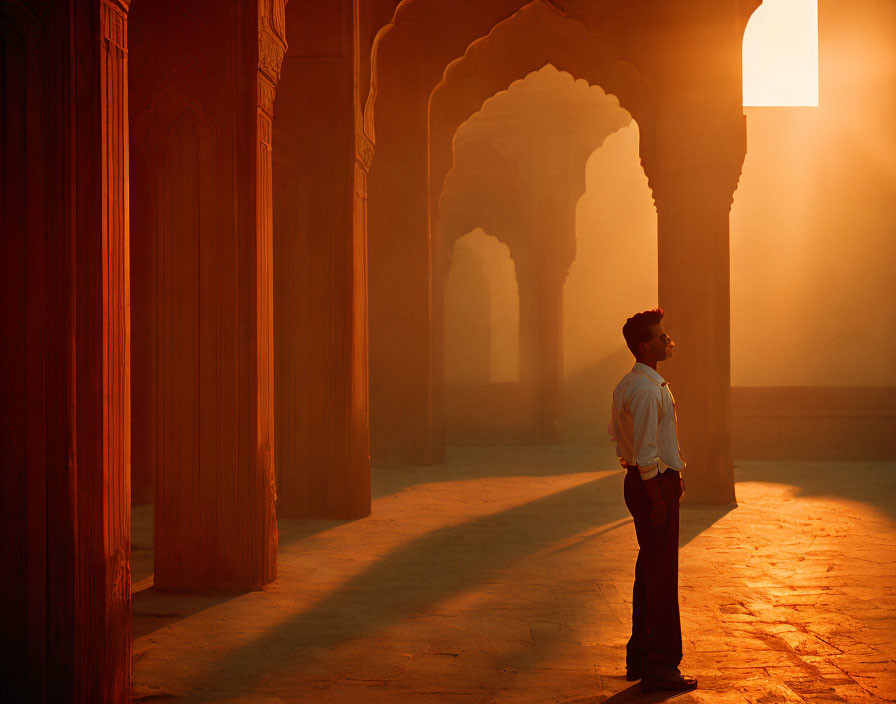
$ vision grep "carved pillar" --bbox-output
[650,123,743,505]
[368,44,441,464]
[272,0,370,518]
[655,182,737,504]
[1,1,131,700]
[534,271,566,444]
[517,265,539,439]
[89,3,132,697]
[129,0,279,589]
[645,1,747,505]
[517,257,570,445]
[253,0,285,579]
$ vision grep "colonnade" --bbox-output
[2,0,757,699]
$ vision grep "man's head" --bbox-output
[622,308,674,365]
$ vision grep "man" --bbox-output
[608,308,697,693]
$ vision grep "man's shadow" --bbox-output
[563,683,698,703]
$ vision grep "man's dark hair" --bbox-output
[622,308,664,360]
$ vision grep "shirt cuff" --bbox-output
[638,461,659,480]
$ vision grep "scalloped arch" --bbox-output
[364,0,534,141]
[436,67,634,278]
[426,2,653,271]
[439,139,528,261]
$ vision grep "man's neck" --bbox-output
[638,358,658,371]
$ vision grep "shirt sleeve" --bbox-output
[630,387,661,480]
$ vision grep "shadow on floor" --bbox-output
[680,504,736,546]
[183,468,729,696]
[131,440,732,647]
[371,441,622,500]
[132,516,355,640]
[132,589,238,639]
[595,682,697,703]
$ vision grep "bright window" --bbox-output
[743,0,818,107]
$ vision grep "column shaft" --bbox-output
[272,0,371,518]
[657,196,736,504]
[368,45,442,464]
[1,1,132,700]
[129,0,278,589]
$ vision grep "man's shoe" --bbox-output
[625,669,641,681]
[641,673,698,693]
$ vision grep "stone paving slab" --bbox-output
[133,447,896,702]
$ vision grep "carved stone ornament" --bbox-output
[258,0,287,85]
[356,130,375,173]
[258,74,277,115]
[259,32,286,84]
[103,0,129,52]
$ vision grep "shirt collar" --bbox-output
[632,362,668,387]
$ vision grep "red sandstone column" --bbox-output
[272,0,371,518]
[74,1,132,698]
[1,1,131,700]
[534,271,566,444]
[85,4,132,696]
[649,2,751,505]
[656,181,738,504]
[129,0,280,589]
[649,2,745,504]
[517,260,567,445]
[368,50,441,464]
[252,0,284,583]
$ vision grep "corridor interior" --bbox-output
[5,1,895,702]
[130,446,896,703]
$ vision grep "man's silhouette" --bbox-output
[608,308,697,693]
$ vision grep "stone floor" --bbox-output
[132,445,896,703]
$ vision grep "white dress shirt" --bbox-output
[608,362,685,480]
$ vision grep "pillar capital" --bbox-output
[258,0,288,120]
[646,113,748,216]
[104,0,131,14]
[102,0,129,53]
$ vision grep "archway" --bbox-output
[368,0,753,502]
[444,229,523,443]
[563,123,659,440]
[438,63,639,444]
[368,0,650,463]
[367,0,548,463]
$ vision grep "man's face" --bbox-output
[641,323,674,362]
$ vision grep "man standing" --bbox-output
[608,308,697,693]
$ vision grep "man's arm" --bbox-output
[630,388,661,480]
[630,388,667,525]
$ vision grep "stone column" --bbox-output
[87,4,132,696]
[656,186,737,504]
[251,0,285,582]
[129,0,280,589]
[517,258,568,445]
[650,112,743,504]
[534,270,566,444]
[76,1,132,698]
[272,0,371,519]
[1,1,131,700]
[645,1,748,506]
[367,40,442,464]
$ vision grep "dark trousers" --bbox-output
[624,467,683,676]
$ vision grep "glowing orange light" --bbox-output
[743,0,818,107]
